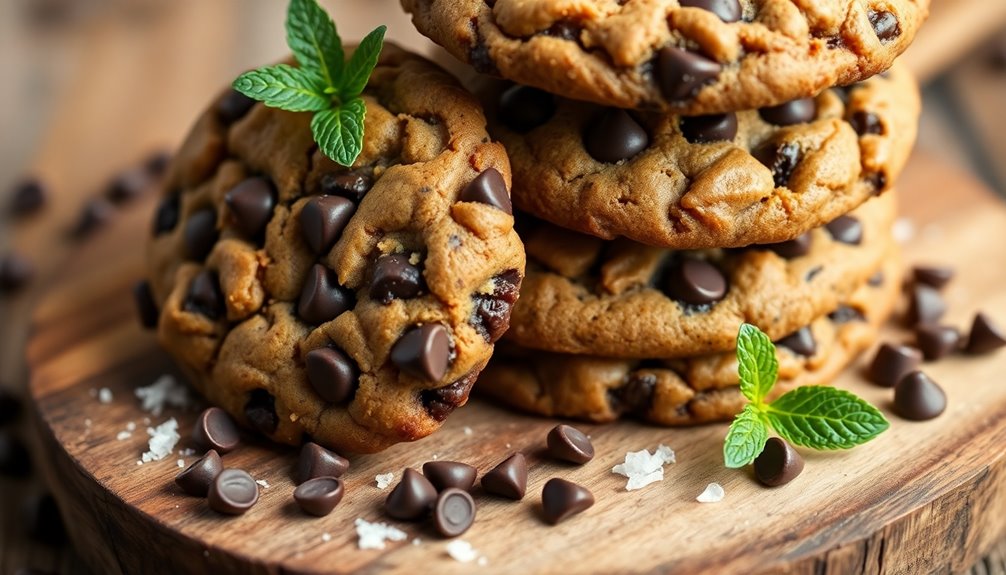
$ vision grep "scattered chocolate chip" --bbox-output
[469,41,497,75]
[656,46,721,101]
[584,109,649,163]
[183,208,218,261]
[298,264,353,325]
[305,346,358,404]
[175,450,223,496]
[905,284,946,326]
[217,89,256,124]
[894,371,946,420]
[541,478,594,525]
[867,343,922,387]
[471,269,521,342]
[754,141,800,187]
[0,252,34,293]
[0,432,31,477]
[225,177,276,239]
[679,0,741,22]
[754,437,804,487]
[680,113,738,143]
[915,324,961,361]
[663,258,728,306]
[208,468,259,515]
[9,178,47,216]
[481,453,527,500]
[423,461,478,492]
[385,468,438,521]
[294,477,345,517]
[390,324,451,382]
[421,375,473,422]
[824,215,863,245]
[144,150,172,178]
[849,111,883,136]
[106,168,151,204]
[912,265,954,290]
[320,172,374,203]
[759,98,817,126]
[777,327,816,357]
[244,389,278,435]
[498,85,555,133]
[0,388,21,426]
[133,280,158,329]
[299,195,356,255]
[868,10,900,42]
[829,305,865,323]
[867,271,885,286]
[546,424,594,464]
[297,442,350,484]
[459,168,512,214]
[434,488,476,537]
[183,270,223,319]
[192,407,240,454]
[24,494,65,544]
[370,254,424,304]
[758,232,812,259]
[71,198,115,238]
[965,313,1006,355]
[152,195,180,236]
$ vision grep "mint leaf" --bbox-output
[286,0,343,90]
[723,404,770,468]
[312,98,366,167]
[233,65,329,112]
[736,323,778,405]
[339,25,387,99]
[765,386,890,450]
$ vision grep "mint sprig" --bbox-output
[723,323,889,468]
[233,0,386,167]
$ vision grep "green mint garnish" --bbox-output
[723,323,889,469]
[232,0,386,167]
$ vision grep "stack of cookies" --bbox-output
[403,0,927,424]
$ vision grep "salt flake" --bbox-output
[354,518,406,550]
[375,473,394,489]
[696,483,725,503]
[445,540,479,563]
[98,388,113,404]
[612,444,677,491]
[463,427,473,436]
[177,459,185,468]
[140,418,180,463]
[135,374,190,416]
[256,479,271,489]
[116,431,132,441]
[321,533,332,542]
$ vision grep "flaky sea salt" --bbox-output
[140,418,180,463]
[177,459,185,468]
[463,427,473,436]
[256,479,271,489]
[355,518,406,550]
[116,431,132,441]
[893,217,915,244]
[375,473,395,489]
[612,444,676,491]
[98,388,113,404]
[478,557,489,566]
[321,533,332,542]
[135,374,190,416]
[445,540,479,563]
[696,483,725,503]
[412,538,422,546]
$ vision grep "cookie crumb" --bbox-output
[140,418,179,463]
[375,472,395,489]
[612,444,676,491]
[98,387,113,404]
[355,518,407,550]
[445,540,479,563]
[135,374,190,416]
[696,483,725,503]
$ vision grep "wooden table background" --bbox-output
[1,1,1004,573]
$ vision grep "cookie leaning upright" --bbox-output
[147,44,525,453]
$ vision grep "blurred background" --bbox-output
[0,0,1004,573]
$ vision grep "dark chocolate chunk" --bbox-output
[481,453,527,500]
[208,468,259,515]
[434,488,476,537]
[305,346,358,404]
[776,327,816,357]
[9,178,47,216]
[152,195,180,236]
[0,432,31,477]
[106,168,151,204]
[824,215,863,245]
[144,150,172,178]
[893,371,946,421]
[297,442,350,484]
[390,324,451,382]
[584,109,649,163]
[965,313,1006,355]
[663,258,728,306]
[244,389,278,435]
[0,388,21,426]
[183,270,223,320]
[71,198,115,238]
[868,10,900,42]
[680,113,738,143]
[0,252,34,293]
[754,141,800,187]
[469,40,497,75]
[423,461,478,492]
[421,375,474,422]
[294,477,345,517]
[546,424,594,464]
[679,0,741,22]
[175,450,223,496]
[299,195,356,255]
[298,264,353,325]
[905,284,946,326]
[319,172,373,203]
[498,85,555,133]
[754,437,804,487]
[225,177,275,239]
[912,265,954,290]
[183,207,218,261]
[192,407,240,454]
[849,110,883,136]
[370,254,424,304]
[915,324,961,361]
[217,89,256,124]
[612,373,657,415]
[543,20,581,41]
[133,280,158,329]
[471,269,521,342]
[385,468,438,521]
[459,168,512,214]
[656,46,721,101]
[758,232,812,259]
[867,343,922,387]
[24,494,65,544]
[759,98,817,126]
[541,478,594,525]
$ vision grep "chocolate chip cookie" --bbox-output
[147,44,525,454]
[478,251,901,425]
[401,0,929,114]
[486,63,917,248]
[507,191,895,358]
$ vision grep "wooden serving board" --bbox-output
[22,154,1006,575]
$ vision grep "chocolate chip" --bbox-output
[225,177,275,239]
[319,172,373,203]
[71,198,114,238]
[613,373,657,415]
[546,424,594,464]
[305,346,358,404]
[541,478,594,525]
[663,258,728,306]
[0,252,33,293]
[965,313,1006,355]
[481,453,527,500]
[152,195,180,236]
[422,461,478,492]
[460,168,512,214]
[915,325,961,361]
[584,109,649,163]
[208,468,259,515]
[294,477,345,517]
[824,215,862,245]
[0,432,31,477]
[370,254,424,304]
[868,10,900,42]
[912,265,954,290]
[183,208,218,261]
[297,264,353,325]
[499,85,556,133]
[469,40,497,75]
[133,280,158,329]
[759,98,817,126]
[434,488,476,537]
[183,270,223,319]
[9,178,47,216]
[777,327,816,357]
[421,375,473,422]
[385,468,438,521]
[471,269,521,343]
[175,450,223,496]
[543,20,581,41]
[679,0,741,22]
[192,407,240,454]
[144,150,172,178]
[0,388,21,426]
[244,389,278,435]
[680,113,738,143]
[829,305,865,324]
[867,343,922,387]
[758,232,812,259]
[754,141,800,187]
[299,195,356,255]
[849,111,883,136]
[905,284,946,326]
[217,89,256,124]
[297,442,349,484]
[893,371,946,421]
[106,168,151,204]
[391,324,451,382]
[754,437,804,487]
[656,46,721,101]
[24,494,65,544]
